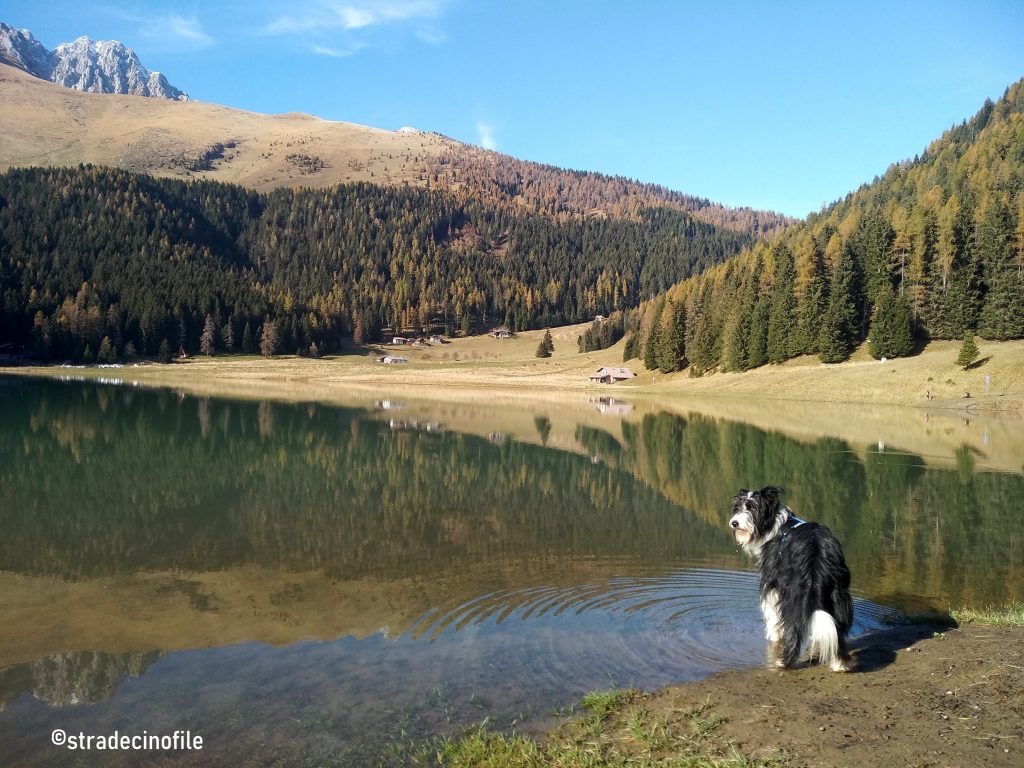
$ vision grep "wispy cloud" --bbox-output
[160,15,215,46]
[262,0,446,56]
[310,42,365,58]
[105,7,215,49]
[415,24,446,45]
[476,121,498,151]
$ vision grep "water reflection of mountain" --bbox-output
[0,651,160,710]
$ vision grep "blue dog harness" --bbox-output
[777,514,807,543]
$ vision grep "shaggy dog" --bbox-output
[729,486,854,671]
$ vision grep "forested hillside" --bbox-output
[629,79,1024,375]
[0,166,752,361]
[428,144,793,236]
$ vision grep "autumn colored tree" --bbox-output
[260,320,279,357]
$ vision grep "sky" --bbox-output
[3,0,1024,218]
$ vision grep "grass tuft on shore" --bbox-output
[887,603,1024,628]
[407,691,785,768]
[951,603,1024,627]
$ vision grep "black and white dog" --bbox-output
[729,486,854,672]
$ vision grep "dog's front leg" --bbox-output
[760,589,783,643]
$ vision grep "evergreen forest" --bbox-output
[631,79,1024,374]
[0,166,753,361]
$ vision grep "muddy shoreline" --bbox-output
[590,621,1024,767]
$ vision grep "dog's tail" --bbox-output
[808,611,852,672]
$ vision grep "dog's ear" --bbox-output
[759,485,784,511]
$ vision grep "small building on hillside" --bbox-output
[378,355,409,364]
[588,366,636,385]
[390,336,411,346]
[490,327,513,339]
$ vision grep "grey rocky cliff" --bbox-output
[0,22,188,100]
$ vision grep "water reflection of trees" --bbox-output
[0,380,731,582]
[613,411,1023,608]
[1,380,1021,608]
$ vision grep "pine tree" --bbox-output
[856,209,895,308]
[793,280,826,356]
[977,196,1024,339]
[260,320,279,357]
[721,268,757,372]
[200,314,217,356]
[97,335,117,363]
[242,322,255,354]
[720,310,745,372]
[656,301,685,373]
[956,331,979,369]
[642,297,665,371]
[535,329,554,358]
[746,295,770,369]
[309,341,320,358]
[868,286,914,359]
[933,195,983,338]
[221,316,235,353]
[767,253,796,363]
[354,314,366,346]
[158,338,173,363]
[686,302,715,376]
[906,205,936,323]
[818,244,861,363]
[623,332,640,362]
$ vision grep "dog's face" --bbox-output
[729,486,784,549]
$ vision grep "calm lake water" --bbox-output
[1,376,1022,766]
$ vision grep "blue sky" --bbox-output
[4,0,1024,217]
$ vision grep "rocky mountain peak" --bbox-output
[0,22,56,78]
[0,22,188,101]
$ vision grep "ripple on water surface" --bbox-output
[406,567,895,693]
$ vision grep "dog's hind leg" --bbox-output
[831,632,854,672]
[808,611,853,672]
[777,621,803,669]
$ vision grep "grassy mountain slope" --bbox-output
[0,62,791,238]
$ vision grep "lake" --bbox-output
[1,376,1022,766]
